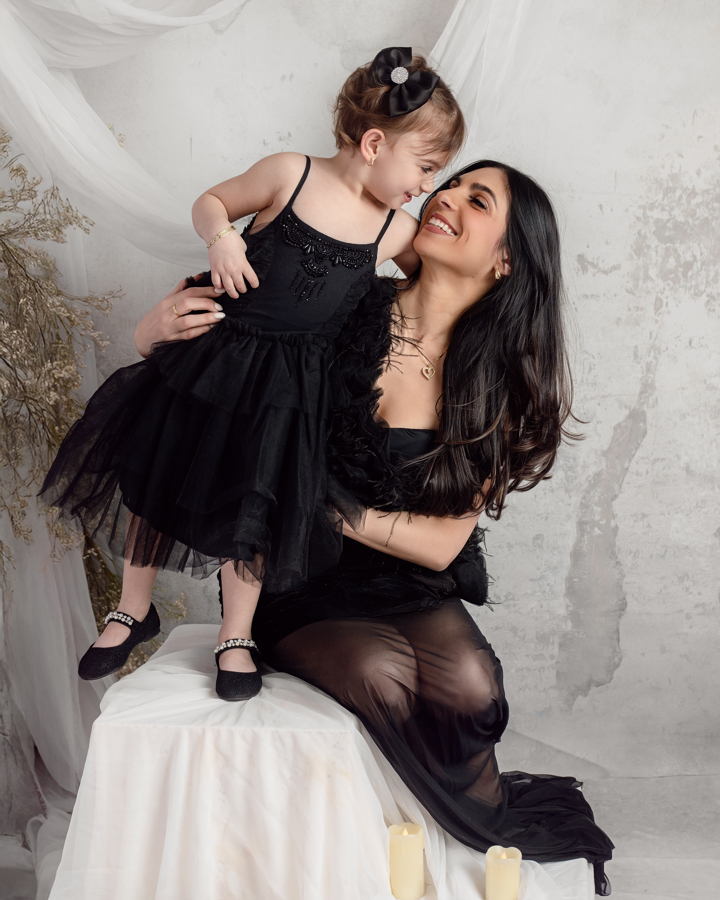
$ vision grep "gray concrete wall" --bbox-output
[74,0,719,779]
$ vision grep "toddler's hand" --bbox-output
[208,230,260,299]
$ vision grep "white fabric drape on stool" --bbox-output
[48,625,595,900]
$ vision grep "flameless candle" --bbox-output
[388,823,425,900]
[485,845,522,900]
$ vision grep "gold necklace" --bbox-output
[394,299,447,379]
[416,344,446,379]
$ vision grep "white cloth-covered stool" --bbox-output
[49,625,595,900]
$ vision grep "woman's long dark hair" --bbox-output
[399,160,579,519]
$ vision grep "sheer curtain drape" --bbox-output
[433,0,563,154]
[0,0,250,265]
[0,1,562,896]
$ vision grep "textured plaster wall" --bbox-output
[73,0,719,779]
[476,0,720,779]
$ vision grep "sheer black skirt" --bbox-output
[254,598,613,895]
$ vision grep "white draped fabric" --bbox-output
[0,1,568,896]
[4,0,249,68]
[49,625,595,900]
[0,0,248,265]
[432,0,563,153]
[2,495,103,794]
[1,230,114,899]
[0,487,110,900]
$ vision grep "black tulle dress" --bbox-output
[38,156,395,592]
[242,279,614,895]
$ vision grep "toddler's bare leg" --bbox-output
[94,512,159,648]
[217,560,261,673]
[94,557,158,647]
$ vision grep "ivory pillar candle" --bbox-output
[388,823,425,900]
[485,845,522,900]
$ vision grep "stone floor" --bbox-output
[3,758,717,899]
[583,775,720,900]
[498,730,720,900]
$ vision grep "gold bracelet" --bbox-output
[206,224,236,248]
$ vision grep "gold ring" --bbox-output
[172,303,181,317]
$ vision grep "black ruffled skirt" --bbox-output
[38,313,340,592]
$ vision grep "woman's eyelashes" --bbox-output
[444,181,488,210]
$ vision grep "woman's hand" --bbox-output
[133,276,226,359]
[208,229,259,299]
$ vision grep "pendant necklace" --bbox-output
[416,344,446,380]
[394,299,447,379]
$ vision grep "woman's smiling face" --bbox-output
[413,166,511,282]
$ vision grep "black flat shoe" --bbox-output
[78,604,161,681]
[214,638,262,701]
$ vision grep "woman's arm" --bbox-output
[343,506,482,571]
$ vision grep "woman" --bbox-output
[134,161,613,894]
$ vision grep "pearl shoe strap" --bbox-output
[105,610,136,628]
[214,638,257,657]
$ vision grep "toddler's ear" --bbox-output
[359,128,386,166]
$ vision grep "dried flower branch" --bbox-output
[0,127,116,565]
[0,129,185,664]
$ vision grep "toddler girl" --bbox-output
[39,48,465,700]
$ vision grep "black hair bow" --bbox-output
[371,47,440,118]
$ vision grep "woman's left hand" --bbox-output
[133,275,226,358]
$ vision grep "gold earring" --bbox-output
[495,268,501,280]
[367,157,375,167]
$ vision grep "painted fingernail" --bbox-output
[214,302,223,310]
[214,288,224,294]
[214,312,225,318]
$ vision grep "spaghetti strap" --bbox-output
[376,208,396,243]
[287,155,312,208]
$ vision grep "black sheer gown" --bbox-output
[246,426,613,896]
[243,282,614,895]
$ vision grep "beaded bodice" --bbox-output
[220,156,395,337]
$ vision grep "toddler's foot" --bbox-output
[78,603,160,681]
[216,646,257,673]
[214,635,261,701]
[93,599,152,648]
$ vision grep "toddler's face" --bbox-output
[367,131,450,209]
